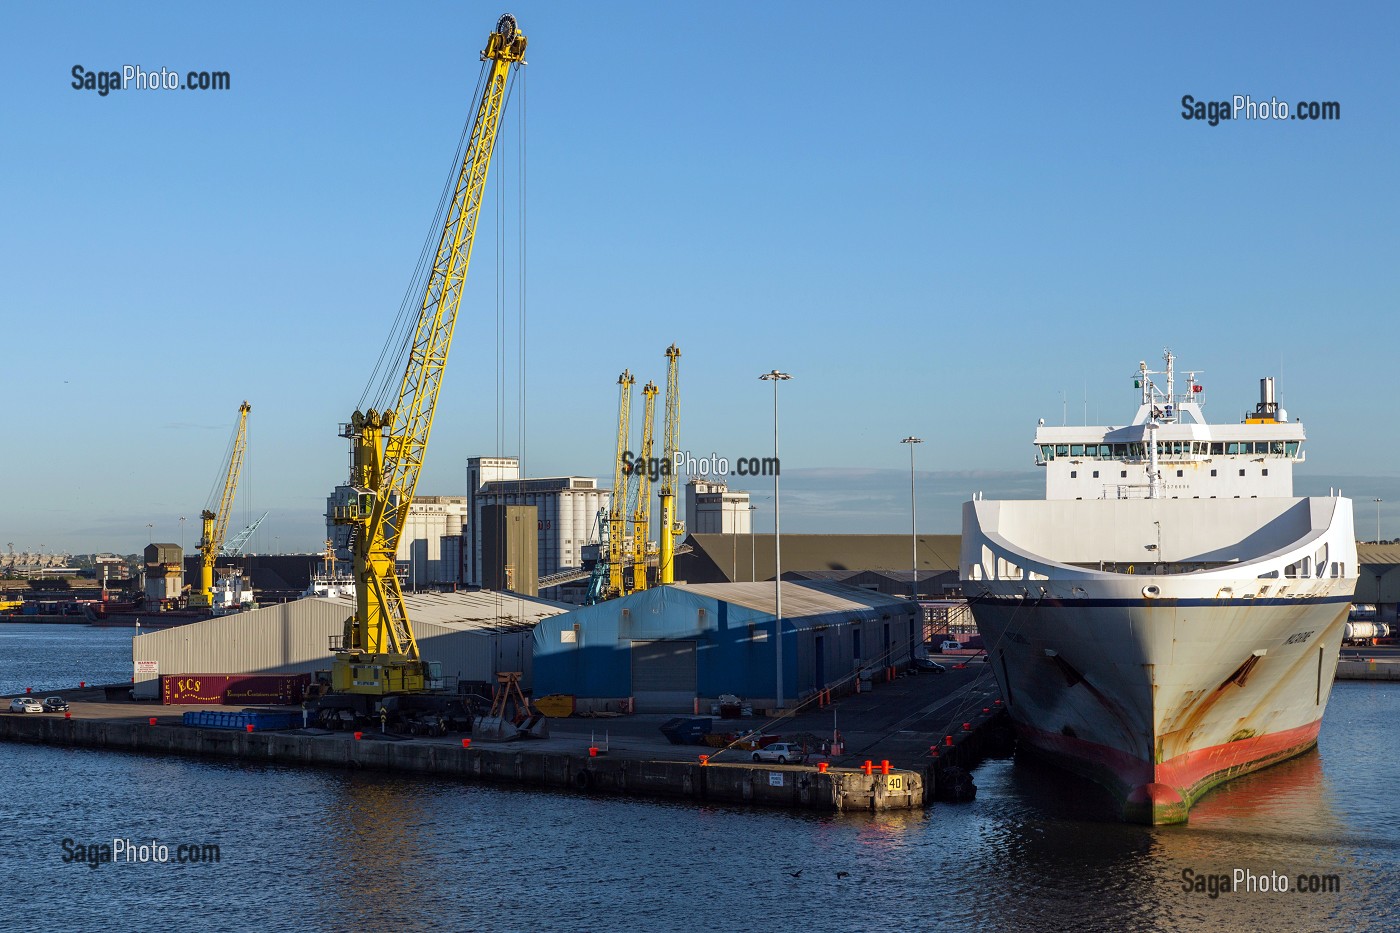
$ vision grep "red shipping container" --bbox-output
[161,673,311,706]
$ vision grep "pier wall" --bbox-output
[0,714,924,813]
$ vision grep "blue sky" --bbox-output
[2,2,1397,555]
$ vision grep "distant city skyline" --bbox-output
[3,2,1396,554]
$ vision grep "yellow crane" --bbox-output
[658,344,683,584]
[605,370,635,600]
[189,401,251,609]
[330,14,526,696]
[631,381,659,591]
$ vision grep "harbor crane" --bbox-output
[329,14,526,696]
[632,381,659,592]
[658,344,683,584]
[189,401,251,609]
[604,371,635,600]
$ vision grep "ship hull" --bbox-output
[968,593,1350,824]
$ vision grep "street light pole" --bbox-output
[1375,498,1383,543]
[901,437,922,599]
[180,516,186,553]
[759,369,791,710]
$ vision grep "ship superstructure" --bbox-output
[960,350,1357,824]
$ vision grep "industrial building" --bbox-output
[677,533,963,596]
[533,581,918,712]
[143,543,184,606]
[324,489,467,586]
[131,589,570,699]
[685,479,752,534]
[466,455,610,585]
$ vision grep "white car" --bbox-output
[9,697,44,713]
[751,742,808,764]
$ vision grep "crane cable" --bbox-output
[358,61,492,413]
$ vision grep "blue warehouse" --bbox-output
[533,581,917,712]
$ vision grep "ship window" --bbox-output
[1120,470,1127,478]
[1271,441,1285,455]
[1210,443,1224,455]
[1055,445,1068,457]
[1262,469,1268,476]
[1070,470,1077,478]
[1092,470,1099,478]
[1286,442,1300,457]
[1070,445,1084,457]
[1330,562,1339,578]
[1113,444,1127,457]
[1239,469,1246,476]
[1130,443,1143,457]
[1176,470,1183,477]
[1210,469,1217,477]
[1227,442,1242,455]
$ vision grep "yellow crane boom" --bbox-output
[632,381,658,592]
[190,401,251,609]
[658,344,682,584]
[331,14,527,695]
[606,370,635,600]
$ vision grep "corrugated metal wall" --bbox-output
[132,599,535,698]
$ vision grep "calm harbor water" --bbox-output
[2,625,1397,931]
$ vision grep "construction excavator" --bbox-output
[315,14,534,734]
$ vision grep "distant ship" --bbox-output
[960,350,1357,824]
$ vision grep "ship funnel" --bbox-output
[1260,377,1275,407]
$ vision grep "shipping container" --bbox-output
[161,673,311,705]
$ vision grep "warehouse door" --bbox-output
[630,640,697,712]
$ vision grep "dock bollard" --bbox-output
[963,722,972,731]
[353,731,363,740]
[818,762,828,773]
[994,699,1002,706]
[862,760,873,776]
[245,724,254,733]
[589,746,598,757]
[79,681,85,688]
[699,754,710,767]
[64,712,71,720]
[25,687,32,694]
[944,735,954,747]
[881,760,890,776]
[983,708,990,713]
[461,738,471,749]
[148,717,157,726]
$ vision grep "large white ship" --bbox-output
[960,350,1357,824]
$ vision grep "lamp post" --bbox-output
[729,497,737,581]
[146,524,153,545]
[901,437,922,599]
[759,369,791,710]
[1374,498,1383,543]
[180,516,186,553]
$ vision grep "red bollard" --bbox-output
[818,762,828,773]
[930,750,940,759]
[994,699,1002,706]
[699,754,710,766]
[944,734,953,746]
[880,760,891,776]
[461,738,471,749]
[79,681,85,688]
[245,723,254,733]
[862,760,873,776]
[148,717,157,726]
[589,746,598,757]
[983,708,990,713]
[64,712,72,720]
[963,722,972,731]
[353,731,363,740]
[25,687,31,694]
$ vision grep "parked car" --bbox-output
[751,742,808,764]
[43,696,69,712]
[939,640,963,652]
[9,697,44,713]
[912,657,947,673]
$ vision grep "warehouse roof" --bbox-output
[315,589,571,633]
[679,533,961,584]
[673,580,914,619]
